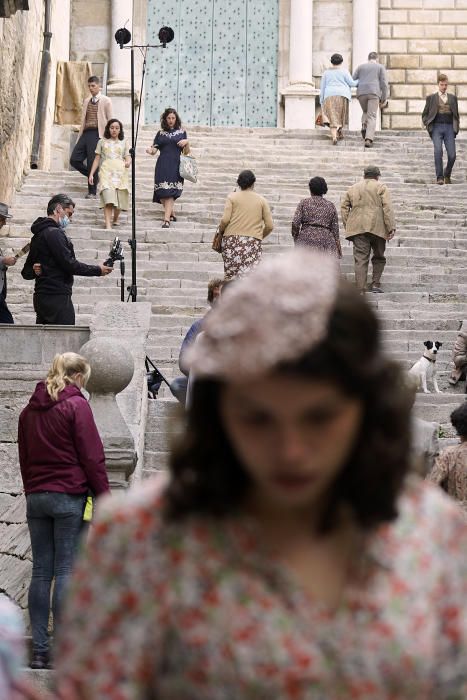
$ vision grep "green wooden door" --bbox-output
[146,0,279,127]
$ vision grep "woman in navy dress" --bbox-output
[147,108,189,228]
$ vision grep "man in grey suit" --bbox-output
[352,52,389,149]
[422,74,459,185]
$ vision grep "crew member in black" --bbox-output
[21,194,113,325]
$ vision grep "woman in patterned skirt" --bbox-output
[292,177,342,258]
[146,108,189,228]
[320,54,358,145]
[218,170,273,280]
[54,250,466,700]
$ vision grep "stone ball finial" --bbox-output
[79,338,134,395]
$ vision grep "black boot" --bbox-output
[30,651,51,669]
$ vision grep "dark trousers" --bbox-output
[431,123,456,180]
[34,294,75,325]
[350,233,386,292]
[70,128,99,194]
[0,295,13,324]
[27,492,86,653]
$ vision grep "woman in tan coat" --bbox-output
[218,170,273,280]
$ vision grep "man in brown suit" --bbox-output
[341,166,395,294]
[70,76,113,199]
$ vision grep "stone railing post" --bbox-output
[80,301,152,489]
[80,337,137,489]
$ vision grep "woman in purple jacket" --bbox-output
[18,352,110,670]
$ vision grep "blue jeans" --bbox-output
[26,492,86,653]
[431,123,456,180]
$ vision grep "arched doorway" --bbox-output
[145,0,279,127]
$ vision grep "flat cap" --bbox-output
[364,165,381,178]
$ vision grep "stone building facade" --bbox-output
[2,0,467,200]
[379,0,467,130]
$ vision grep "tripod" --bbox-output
[114,25,174,303]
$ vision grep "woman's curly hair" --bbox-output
[165,281,413,533]
[160,107,181,131]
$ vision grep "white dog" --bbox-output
[408,340,443,394]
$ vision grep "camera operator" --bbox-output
[21,194,113,325]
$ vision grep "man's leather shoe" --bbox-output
[364,139,373,148]
[437,178,444,185]
[444,176,452,184]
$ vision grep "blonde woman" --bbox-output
[17,353,110,671]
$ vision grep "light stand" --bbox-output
[114,26,174,302]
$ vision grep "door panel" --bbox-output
[211,0,247,127]
[177,0,213,125]
[146,0,278,127]
[246,0,279,127]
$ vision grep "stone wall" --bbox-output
[379,0,467,130]
[0,2,43,203]
[0,0,71,204]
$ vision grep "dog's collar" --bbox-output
[423,354,436,363]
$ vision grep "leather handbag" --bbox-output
[179,145,198,183]
[212,227,223,253]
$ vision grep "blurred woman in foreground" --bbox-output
[54,251,466,699]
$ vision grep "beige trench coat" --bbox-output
[341,179,395,240]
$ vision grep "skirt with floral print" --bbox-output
[221,235,262,280]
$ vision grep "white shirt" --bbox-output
[438,91,448,104]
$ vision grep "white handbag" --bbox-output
[179,146,198,184]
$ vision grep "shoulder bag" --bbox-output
[179,145,198,184]
[212,227,223,253]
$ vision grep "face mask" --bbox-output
[60,215,69,230]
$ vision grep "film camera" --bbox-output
[104,237,124,267]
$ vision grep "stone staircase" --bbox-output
[3,126,467,480]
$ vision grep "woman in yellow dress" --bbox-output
[89,119,131,230]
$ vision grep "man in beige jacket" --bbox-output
[70,75,112,199]
[341,165,395,294]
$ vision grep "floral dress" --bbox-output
[152,128,187,203]
[292,196,342,257]
[95,138,130,210]
[55,477,467,699]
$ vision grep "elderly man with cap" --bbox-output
[341,166,395,294]
[0,203,17,324]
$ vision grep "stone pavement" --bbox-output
[3,125,467,484]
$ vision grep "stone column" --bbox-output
[107,0,134,124]
[349,0,380,131]
[282,0,319,129]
